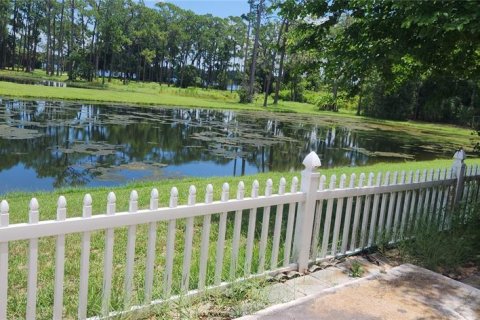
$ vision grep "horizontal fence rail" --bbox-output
[1,151,479,319]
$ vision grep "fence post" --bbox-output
[454,163,466,207]
[0,200,9,320]
[293,151,321,273]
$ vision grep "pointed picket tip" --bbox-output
[130,190,139,201]
[57,196,67,208]
[302,151,321,171]
[29,198,39,211]
[0,200,9,214]
[107,192,116,203]
[83,194,93,206]
[206,184,213,193]
[170,187,179,197]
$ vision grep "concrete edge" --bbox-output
[235,269,376,320]
[235,263,480,320]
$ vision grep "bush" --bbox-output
[315,94,337,111]
[238,85,251,103]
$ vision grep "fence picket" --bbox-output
[474,165,480,203]
[0,200,9,320]
[102,192,116,316]
[437,169,448,229]
[331,174,346,255]
[399,171,413,237]
[245,180,259,276]
[164,188,178,297]
[377,171,390,237]
[124,191,138,307]
[271,178,286,269]
[392,171,406,240]
[385,171,399,239]
[26,198,39,320]
[416,170,428,226]
[423,169,434,223]
[341,174,356,254]
[320,175,337,258]
[359,173,374,248]
[283,177,298,267]
[53,196,67,319]
[144,189,158,303]
[230,182,245,279]
[349,173,365,252]
[214,183,230,285]
[198,184,213,290]
[181,186,196,292]
[258,179,273,273]
[408,170,421,233]
[78,194,92,319]
[311,175,326,259]
[367,173,382,246]
[464,166,474,215]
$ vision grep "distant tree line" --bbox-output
[0,0,292,105]
[0,0,479,125]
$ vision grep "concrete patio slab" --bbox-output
[282,275,330,296]
[237,264,480,320]
[266,282,307,304]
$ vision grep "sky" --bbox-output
[143,0,251,18]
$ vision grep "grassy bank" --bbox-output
[3,158,480,222]
[0,69,317,114]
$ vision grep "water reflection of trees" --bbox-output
[0,99,437,190]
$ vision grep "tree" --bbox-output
[279,0,480,122]
[0,0,9,68]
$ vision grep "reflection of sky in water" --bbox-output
[0,164,55,193]
[0,98,460,193]
[164,160,258,178]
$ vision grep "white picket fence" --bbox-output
[0,152,479,319]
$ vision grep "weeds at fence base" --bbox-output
[349,260,364,278]
[106,277,270,320]
[396,203,480,275]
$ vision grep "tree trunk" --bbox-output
[357,92,363,116]
[247,0,264,103]
[50,9,56,76]
[242,6,253,74]
[89,14,97,81]
[413,81,421,120]
[470,81,476,109]
[10,0,17,69]
[332,79,338,111]
[273,21,288,105]
[67,0,75,80]
[57,0,65,76]
[109,53,114,82]
[264,20,285,107]
[46,0,52,74]
[102,50,107,84]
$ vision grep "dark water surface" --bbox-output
[0,98,453,193]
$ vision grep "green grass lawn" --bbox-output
[0,69,315,113]
[3,158,480,221]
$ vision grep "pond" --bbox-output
[0,75,67,87]
[0,98,456,193]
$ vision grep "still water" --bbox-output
[0,98,454,193]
